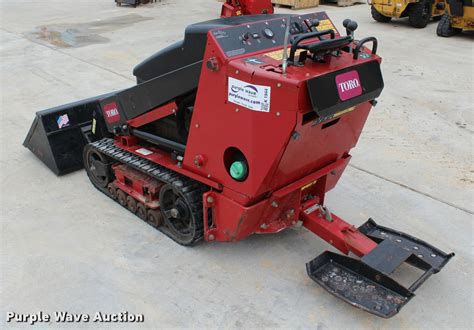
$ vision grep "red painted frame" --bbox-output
[128,101,177,128]
[121,13,382,258]
[113,164,162,209]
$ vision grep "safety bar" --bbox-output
[306,36,353,56]
[353,37,378,59]
[288,29,335,63]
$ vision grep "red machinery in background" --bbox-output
[24,12,453,318]
[221,0,274,17]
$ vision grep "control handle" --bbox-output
[342,19,358,36]
[288,29,335,63]
[353,37,378,60]
[306,18,320,31]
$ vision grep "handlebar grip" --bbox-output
[289,29,335,62]
[306,35,352,56]
[343,19,358,35]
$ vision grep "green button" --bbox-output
[230,161,247,180]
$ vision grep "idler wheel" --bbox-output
[159,183,199,245]
[83,145,113,188]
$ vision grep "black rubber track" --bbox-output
[436,12,462,37]
[408,0,432,28]
[84,138,208,246]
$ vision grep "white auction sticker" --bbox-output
[228,77,271,112]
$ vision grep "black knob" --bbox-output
[310,18,320,28]
[343,19,358,32]
[347,21,358,32]
[263,28,274,39]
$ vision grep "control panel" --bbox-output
[211,12,339,58]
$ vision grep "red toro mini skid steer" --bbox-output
[24,12,453,318]
[221,0,274,17]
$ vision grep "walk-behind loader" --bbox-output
[437,0,474,36]
[369,0,446,28]
[221,0,274,17]
[24,12,453,318]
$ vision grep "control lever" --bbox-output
[292,21,306,34]
[342,19,358,53]
[343,19,358,36]
[306,18,320,32]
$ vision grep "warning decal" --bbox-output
[228,77,271,112]
[265,48,304,61]
[333,107,356,118]
[316,19,336,32]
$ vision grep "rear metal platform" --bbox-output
[307,251,414,318]
[359,219,454,287]
[305,218,454,318]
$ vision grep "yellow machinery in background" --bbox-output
[437,0,474,36]
[369,0,447,27]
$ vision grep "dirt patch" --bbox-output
[26,14,153,48]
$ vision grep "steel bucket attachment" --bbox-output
[23,94,111,175]
[306,219,454,318]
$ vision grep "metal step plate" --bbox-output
[306,251,414,318]
[359,219,454,274]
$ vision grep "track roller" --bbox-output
[117,190,127,207]
[137,203,147,220]
[127,196,138,213]
[147,209,162,228]
[108,183,117,200]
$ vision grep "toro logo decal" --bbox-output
[335,70,362,101]
[103,102,121,124]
